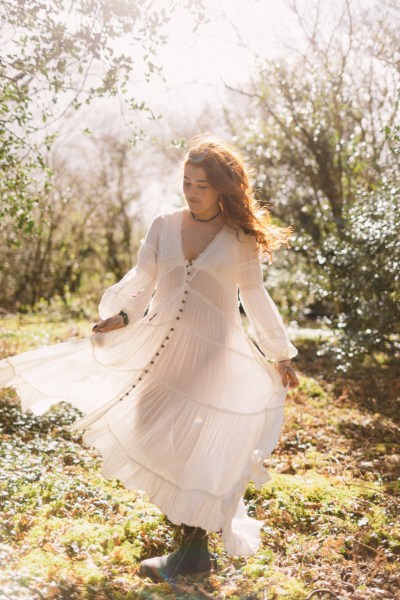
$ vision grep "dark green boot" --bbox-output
[138,524,211,582]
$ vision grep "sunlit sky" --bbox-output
[130,0,305,114]
[60,0,366,219]
[125,0,310,216]
[94,0,309,217]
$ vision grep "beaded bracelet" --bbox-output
[118,310,129,326]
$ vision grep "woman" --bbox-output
[0,133,299,582]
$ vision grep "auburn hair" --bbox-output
[181,133,294,262]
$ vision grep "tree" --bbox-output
[0,129,152,311]
[0,0,205,237]
[225,0,400,369]
[314,148,400,370]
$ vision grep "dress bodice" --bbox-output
[98,208,298,363]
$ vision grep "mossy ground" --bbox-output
[0,314,399,599]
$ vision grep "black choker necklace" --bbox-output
[190,208,222,222]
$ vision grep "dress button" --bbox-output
[179,309,183,312]
[170,327,174,331]
[144,370,149,373]
[156,352,160,356]
[176,316,180,320]
[150,361,154,364]
[184,291,188,294]
[166,336,170,340]
[161,344,165,348]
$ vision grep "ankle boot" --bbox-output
[138,524,212,582]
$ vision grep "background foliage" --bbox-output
[1,0,399,374]
[227,1,400,371]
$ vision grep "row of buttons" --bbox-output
[118,260,193,402]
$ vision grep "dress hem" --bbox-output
[81,411,271,556]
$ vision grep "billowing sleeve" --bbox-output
[237,234,298,362]
[98,214,163,324]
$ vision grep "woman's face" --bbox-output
[183,162,220,215]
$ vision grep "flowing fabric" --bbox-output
[0,208,298,556]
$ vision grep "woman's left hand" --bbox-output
[273,360,300,389]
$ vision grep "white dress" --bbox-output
[0,208,298,556]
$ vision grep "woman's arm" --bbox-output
[93,215,163,333]
[237,235,299,388]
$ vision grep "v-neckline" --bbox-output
[178,209,227,266]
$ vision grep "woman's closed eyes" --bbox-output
[183,182,208,190]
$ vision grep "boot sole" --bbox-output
[138,562,212,582]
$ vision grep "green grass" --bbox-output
[0,314,399,599]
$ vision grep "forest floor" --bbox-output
[0,313,399,600]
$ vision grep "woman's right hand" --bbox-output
[92,314,125,333]
[273,360,300,389]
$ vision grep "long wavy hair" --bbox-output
[181,133,294,262]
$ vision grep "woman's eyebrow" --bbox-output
[184,175,208,182]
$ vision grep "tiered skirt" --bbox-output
[0,266,288,556]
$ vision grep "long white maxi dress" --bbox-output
[0,208,298,556]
